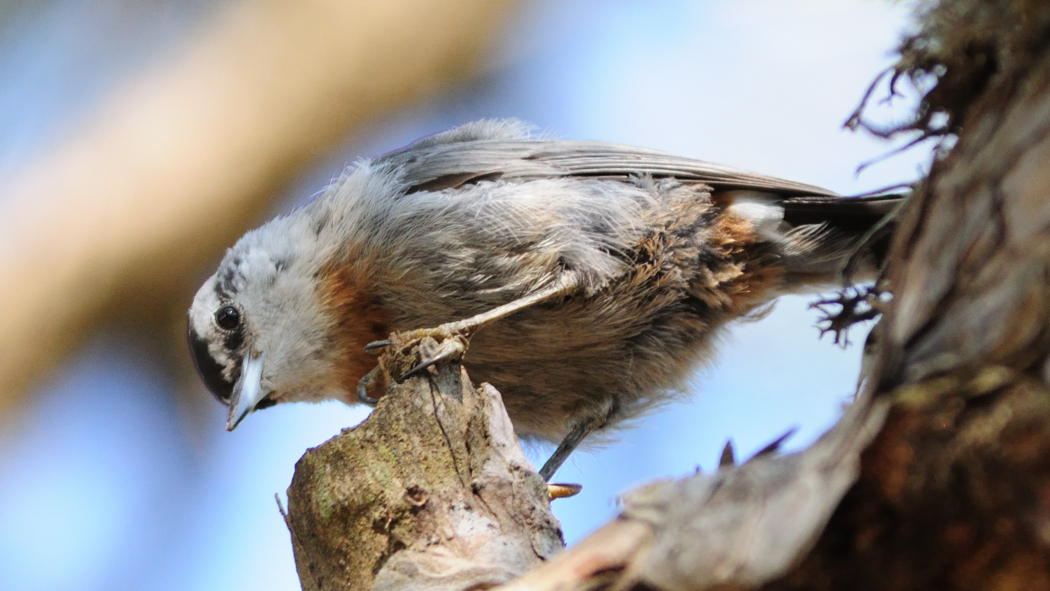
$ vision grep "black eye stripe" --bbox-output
[223,329,244,353]
[187,324,238,404]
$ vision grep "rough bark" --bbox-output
[285,1,1050,589]
[285,340,563,591]
[502,389,891,591]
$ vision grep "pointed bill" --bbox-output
[227,351,267,431]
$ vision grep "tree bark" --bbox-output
[285,339,563,591]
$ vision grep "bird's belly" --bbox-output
[461,299,719,441]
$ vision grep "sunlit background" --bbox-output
[0,1,927,590]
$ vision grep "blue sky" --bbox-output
[0,2,926,590]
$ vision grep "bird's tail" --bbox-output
[724,191,905,286]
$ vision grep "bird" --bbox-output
[187,119,899,480]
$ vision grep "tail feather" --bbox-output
[780,193,903,233]
[726,191,906,284]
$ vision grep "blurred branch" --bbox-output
[0,0,514,418]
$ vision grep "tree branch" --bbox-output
[286,339,563,591]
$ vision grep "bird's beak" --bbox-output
[226,351,267,431]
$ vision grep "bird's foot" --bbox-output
[398,329,470,381]
[356,366,386,405]
[358,324,474,404]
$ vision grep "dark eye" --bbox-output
[215,306,241,331]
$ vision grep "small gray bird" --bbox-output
[188,120,898,479]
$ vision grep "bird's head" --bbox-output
[187,216,382,430]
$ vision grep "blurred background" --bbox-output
[0,1,928,589]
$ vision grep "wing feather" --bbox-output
[377,137,839,197]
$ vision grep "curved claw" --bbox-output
[364,340,392,353]
[357,366,382,405]
[547,483,583,500]
[398,338,467,382]
[399,348,457,381]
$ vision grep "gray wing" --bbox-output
[376,125,839,198]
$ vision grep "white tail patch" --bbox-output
[723,191,786,242]
[724,190,861,279]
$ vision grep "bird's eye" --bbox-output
[215,306,241,331]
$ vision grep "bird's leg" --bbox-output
[365,272,580,382]
[538,412,608,481]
